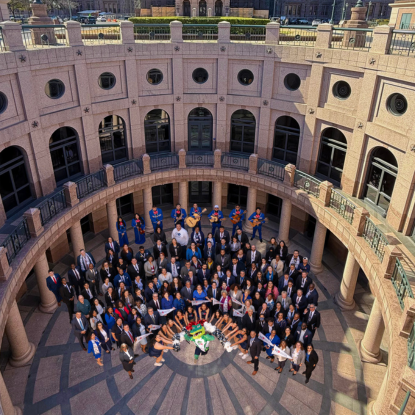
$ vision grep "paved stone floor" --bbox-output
[1,212,388,415]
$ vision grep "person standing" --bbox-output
[303,344,319,383]
[119,343,136,379]
[247,330,261,375]
[171,204,187,227]
[290,341,305,375]
[189,203,203,230]
[68,263,83,296]
[248,207,266,243]
[116,217,129,246]
[208,205,224,235]
[229,205,245,236]
[72,311,89,351]
[171,223,189,247]
[77,249,96,279]
[46,269,62,305]
[149,205,163,231]
[88,333,103,366]
[59,277,75,323]
[275,340,291,373]
[132,213,146,245]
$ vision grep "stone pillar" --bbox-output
[214,149,222,169]
[212,182,222,210]
[179,182,188,214]
[34,253,58,313]
[63,182,79,208]
[265,21,280,45]
[335,251,360,310]
[5,300,36,367]
[370,25,393,54]
[309,220,327,274]
[284,163,296,187]
[318,181,333,207]
[65,21,83,46]
[0,21,25,52]
[103,164,115,187]
[143,187,153,234]
[0,0,10,21]
[120,20,134,44]
[0,247,12,281]
[69,220,84,260]
[170,20,183,42]
[0,371,22,415]
[179,149,186,169]
[278,199,292,245]
[360,297,385,363]
[218,21,231,43]
[107,200,118,241]
[342,1,368,48]
[243,187,257,233]
[248,154,258,175]
[23,208,44,238]
[28,2,57,45]
[315,23,333,48]
[143,154,151,175]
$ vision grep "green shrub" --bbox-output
[129,17,270,25]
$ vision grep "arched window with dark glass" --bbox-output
[49,127,82,185]
[0,147,32,215]
[99,115,127,164]
[144,109,171,154]
[183,0,191,16]
[188,107,213,151]
[215,0,223,15]
[230,110,256,154]
[199,0,207,15]
[316,128,347,186]
[272,116,300,165]
[364,148,398,216]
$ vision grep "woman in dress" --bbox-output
[120,244,134,265]
[92,298,106,320]
[119,343,135,379]
[173,292,185,314]
[290,341,305,375]
[260,258,268,275]
[228,327,249,358]
[175,310,186,329]
[209,309,223,326]
[265,294,275,311]
[95,321,113,354]
[148,335,174,367]
[219,290,231,314]
[161,291,174,319]
[275,340,291,373]
[185,306,196,325]
[134,298,147,318]
[127,307,139,327]
[265,281,279,300]
[122,290,134,309]
[105,307,117,331]
[193,284,208,309]
[101,277,113,296]
[132,315,147,354]
[198,302,210,320]
[89,309,104,331]
[252,291,264,311]
[132,213,146,245]
[116,217,129,246]
[265,329,280,363]
[88,333,103,366]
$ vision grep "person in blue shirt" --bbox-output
[171,204,187,227]
[116,217,129,246]
[265,329,281,363]
[189,203,204,230]
[173,292,185,314]
[149,205,163,231]
[113,269,132,289]
[248,207,266,243]
[186,243,202,261]
[298,257,311,274]
[208,205,224,235]
[132,213,145,245]
[229,205,246,236]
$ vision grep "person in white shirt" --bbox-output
[158,268,172,285]
[171,223,189,247]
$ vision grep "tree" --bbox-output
[8,0,30,18]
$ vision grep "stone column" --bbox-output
[28,2,57,45]
[335,251,360,310]
[69,220,84,260]
[5,300,35,367]
[265,21,280,45]
[309,220,327,274]
[0,0,10,21]
[360,297,385,363]
[243,187,257,233]
[212,182,222,210]
[107,200,118,241]
[34,253,58,313]
[278,199,292,245]
[179,182,188,214]
[0,371,22,415]
[143,187,153,234]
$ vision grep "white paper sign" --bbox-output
[233,309,244,317]
[191,300,210,306]
[134,333,152,342]
[212,298,222,305]
[158,308,175,316]
[149,324,161,331]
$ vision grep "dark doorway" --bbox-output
[152,184,174,207]
[227,185,247,208]
[188,108,213,151]
[189,181,212,204]
[116,194,134,217]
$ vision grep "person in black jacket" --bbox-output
[281,327,295,348]
[59,277,75,323]
[277,241,288,262]
[303,304,321,334]
[106,249,119,270]
[100,261,116,285]
[68,264,84,296]
[235,229,249,246]
[303,344,319,383]
[285,250,303,270]
[247,331,262,375]
[169,239,184,262]
[242,309,256,334]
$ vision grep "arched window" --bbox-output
[144,109,171,154]
[199,0,207,16]
[49,127,82,184]
[0,147,32,215]
[364,147,398,216]
[230,110,256,154]
[183,0,191,16]
[316,128,347,186]
[188,107,213,151]
[272,116,300,165]
[99,115,127,164]
[215,0,223,15]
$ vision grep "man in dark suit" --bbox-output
[197,265,211,285]
[303,304,320,334]
[100,261,116,286]
[207,281,221,312]
[148,292,162,312]
[68,263,83,296]
[246,245,261,267]
[81,282,95,302]
[113,269,132,290]
[106,249,119,270]
[305,283,319,306]
[153,239,168,261]
[296,271,312,293]
[127,258,141,281]
[144,307,160,331]
[236,271,250,290]
[294,322,313,347]
[183,271,198,288]
[166,258,181,279]
[181,280,195,305]
[71,311,89,351]
[221,270,235,289]
[247,330,262,375]
[105,237,120,255]
[290,313,302,333]
[135,247,151,278]
[214,226,230,244]
[215,238,230,256]
[77,250,96,278]
[46,269,62,305]
[144,282,156,303]
[278,273,294,293]
[215,250,231,270]
[235,229,249,246]
[204,241,215,260]
[262,318,276,335]
[287,264,299,282]
[59,277,75,323]
[229,257,245,279]
[285,250,303,270]
[180,262,197,279]
[120,324,135,350]
[286,281,296,300]
[111,318,124,348]
[242,309,256,334]
[293,289,307,315]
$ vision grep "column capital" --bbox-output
[103,164,115,187]
[0,21,25,51]
[120,21,134,44]
[23,208,44,237]
[284,164,296,187]
[0,247,11,281]
[142,154,151,174]
[318,180,333,207]
[170,20,183,43]
[265,22,280,45]
[179,149,186,169]
[214,149,222,169]
[64,20,83,46]
[382,244,403,279]
[248,153,258,175]
[352,207,369,236]
[399,296,415,339]
[63,181,79,207]
[218,20,231,43]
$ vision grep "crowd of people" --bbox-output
[45,202,320,383]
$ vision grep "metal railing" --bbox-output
[398,390,411,414]
[408,323,415,370]
[133,24,170,42]
[329,189,356,224]
[150,153,179,171]
[113,158,144,181]
[81,24,121,44]
[0,27,4,52]
[37,190,67,226]
[182,24,218,42]
[21,24,68,48]
[331,28,373,51]
[76,170,106,199]
[230,25,266,43]
[2,218,31,264]
[294,170,321,197]
[391,258,414,310]
[362,217,389,262]
[257,158,285,181]
[389,30,415,56]
[278,26,317,47]
[221,152,250,171]
[186,151,214,167]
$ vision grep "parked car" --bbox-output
[298,19,309,25]
[97,16,107,22]
[312,19,322,26]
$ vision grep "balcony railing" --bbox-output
[76,170,106,199]
[391,258,414,310]
[182,24,218,42]
[37,190,67,226]
[149,153,179,171]
[329,189,356,224]
[257,158,285,181]
[113,158,144,182]
[363,217,389,262]
[80,24,121,44]
[230,25,266,43]
[133,24,170,42]
[221,152,250,171]
[331,28,373,50]
[186,152,214,167]
[278,26,317,47]
[408,323,415,369]
[2,218,31,264]
[21,24,68,48]
[389,30,415,57]
[294,170,321,197]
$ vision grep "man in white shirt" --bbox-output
[171,223,189,246]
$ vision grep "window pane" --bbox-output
[317,162,329,177]
[65,143,79,163]
[381,172,396,197]
[368,166,382,189]
[273,149,285,161]
[2,193,17,212]
[102,152,114,164]
[50,148,65,170]
[319,144,332,164]
[16,185,31,204]
[378,194,391,211]
[330,168,342,183]
[113,131,125,149]
[68,163,81,176]
[274,132,286,149]
[366,185,378,204]
[232,125,243,142]
[12,164,29,190]
[100,136,113,152]
[244,127,255,143]
[286,152,297,164]
[332,148,346,170]
[287,134,299,152]
[54,167,68,183]
[0,172,14,197]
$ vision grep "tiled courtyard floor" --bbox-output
[1,212,388,415]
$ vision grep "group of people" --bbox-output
[45,202,320,383]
